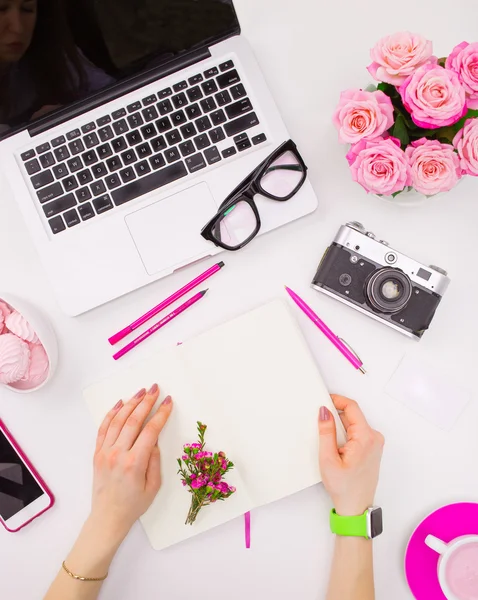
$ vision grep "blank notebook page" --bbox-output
[84,299,344,550]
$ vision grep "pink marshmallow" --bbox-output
[0,301,11,334]
[23,343,49,388]
[0,333,31,385]
[5,311,39,344]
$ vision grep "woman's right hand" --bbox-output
[318,395,384,517]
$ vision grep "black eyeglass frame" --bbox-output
[200,139,308,251]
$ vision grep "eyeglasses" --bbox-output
[200,139,308,251]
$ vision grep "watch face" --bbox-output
[370,508,383,538]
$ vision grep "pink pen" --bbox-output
[109,262,224,345]
[113,290,208,360]
[285,286,366,374]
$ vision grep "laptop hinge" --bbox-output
[29,47,211,138]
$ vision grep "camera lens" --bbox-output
[366,268,412,314]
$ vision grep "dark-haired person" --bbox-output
[43,386,384,600]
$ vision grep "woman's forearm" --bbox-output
[326,536,375,600]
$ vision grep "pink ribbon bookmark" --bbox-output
[245,512,251,549]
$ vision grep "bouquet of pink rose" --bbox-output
[333,32,478,198]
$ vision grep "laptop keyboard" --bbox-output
[20,60,267,235]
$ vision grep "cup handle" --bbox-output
[425,534,448,555]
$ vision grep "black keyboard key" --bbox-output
[215,90,232,106]
[112,137,127,152]
[195,116,212,132]
[40,152,55,169]
[142,106,159,122]
[112,108,127,120]
[141,124,157,140]
[81,122,96,134]
[188,74,203,85]
[158,99,173,115]
[76,187,92,203]
[82,149,98,166]
[128,113,144,129]
[252,133,267,145]
[54,146,70,162]
[222,146,237,158]
[226,98,253,120]
[78,202,95,221]
[135,160,152,176]
[64,208,80,227]
[31,170,54,189]
[113,119,129,136]
[210,127,226,144]
[69,139,85,155]
[151,136,167,153]
[200,97,217,113]
[166,130,182,146]
[219,60,234,72]
[149,154,166,170]
[120,167,136,183]
[172,93,187,109]
[217,69,240,89]
[21,149,35,161]
[224,112,259,137]
[49,215,66,235]
[126,130,142,146]
[185,153,207,173]
[185,103,202,119]
[127,101,142,113]
[63,175,78,192]
[96,115,112,126]
[106,156,123,172]
[164,147,180,163]
[91,181,107,197]
[36,143,51,154]
[66,129,81,140]
[202,80,218,95]
[67,156,83,173]
[194,134,210,150]
[92,163,108,179]
[121,149,137,166]
[25,158,41,175]
[98,125,114,142]
[53,163,68,179]
[78,169,93,185]
[173,81,187,92]
[156,117,172,133]
[235,135,252,152]
[142,94,157,106]
[204,146,221,165]
[136,142,152,158]
[204,67,219,78]
[37,182,63,204]
[93,194,113,214]
[187,86,203,102]
[179,140,195,157]
[84,132,99,148]
[210,109,226,126]
[112,162,188,206]
[171,110,187,126]
[158,87,172,98]
[230,84,246,100]
[180,123,197,139]
[43,193,76,218]
[98,143,113,160]
[52,136,66,148]
[105,173,121,190]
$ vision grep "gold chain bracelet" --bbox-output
[62,561,108,582]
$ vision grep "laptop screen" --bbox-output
[0,0,239,140]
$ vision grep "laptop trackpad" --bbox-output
[125,182,218,276]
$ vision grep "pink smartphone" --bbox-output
[0,419,54,532]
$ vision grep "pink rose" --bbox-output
[346,136,411,196]
[405,138,461,196]
[332,89,394,144]
[453,118,478,175]
[446,42,478,109]
[399,64,467,129]
[368,32,434,86]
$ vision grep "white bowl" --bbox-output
[0,293,58,393]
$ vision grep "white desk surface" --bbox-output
[1,1,478,598]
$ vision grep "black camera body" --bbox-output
[312,222,450,339]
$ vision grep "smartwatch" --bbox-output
[330,507,383,539]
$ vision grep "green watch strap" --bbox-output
[330,509,368,538]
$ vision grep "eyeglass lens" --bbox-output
[212,199,257,248]
[259,150,304,198]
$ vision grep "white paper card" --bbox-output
[84,300,345,550]
[385,354,471,431]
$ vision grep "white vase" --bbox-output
[374,187,431,207]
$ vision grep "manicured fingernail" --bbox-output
[113,400,123,410]
[319,406,330,422]
[148,383,159,395]
[135,388,146,399]
[161,395,172,406]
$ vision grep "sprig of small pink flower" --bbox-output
[177,422,236,525]
[333,32,478,197]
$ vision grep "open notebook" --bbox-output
[84,299,345,550]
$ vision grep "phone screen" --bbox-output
[0,430,43,521]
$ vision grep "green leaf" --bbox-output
[377,82,400,98]
[365,83,377,93]
[391,114,410,148]
[391,190,404,198]
[437,57,447,67]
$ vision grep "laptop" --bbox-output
[0,0,318,316]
